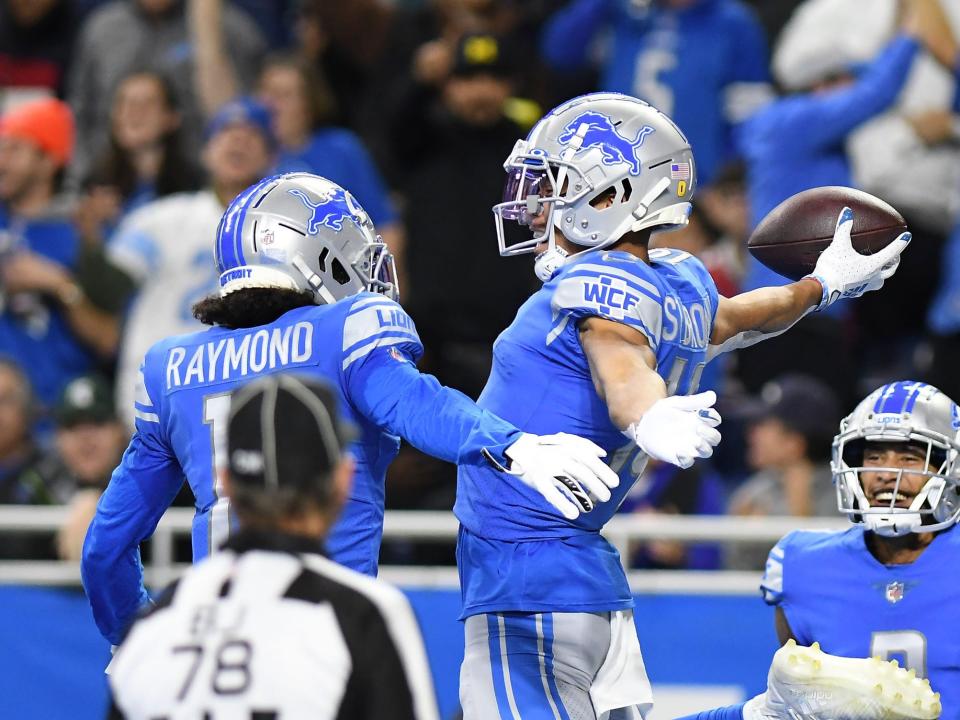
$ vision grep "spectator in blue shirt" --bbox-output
[257,54,404,276]
[0,99,118,409]
[738,3,927,291]
[541,0,773,184]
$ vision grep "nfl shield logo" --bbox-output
[885,581,905,604]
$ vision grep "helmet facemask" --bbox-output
[492,94,696,282]
[832,428,960,537]
[494,140,595,281]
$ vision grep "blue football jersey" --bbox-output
[455,248,719,617]
[83,293,521,644]
[761,527,960,719]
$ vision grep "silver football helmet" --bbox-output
[832,381,960,536]
[215,172,398,303]
[493,92,695,281]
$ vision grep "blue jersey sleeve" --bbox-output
[760,530,822,644]
[551,257,665,350]
[341,296,522,465]
[760,532,790,606]
[81,357,183,645]
[772,35,919,153]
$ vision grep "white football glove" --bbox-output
[625,391,722,469]
[806,207,911,310]
[502,433,621,520]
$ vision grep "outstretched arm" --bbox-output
[708,278,822,356]
[579,317,721,469]
[709,208,911,358]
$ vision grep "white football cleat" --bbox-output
[744,640,941,720]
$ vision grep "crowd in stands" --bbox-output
[2,0,959,570]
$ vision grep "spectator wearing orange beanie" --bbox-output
[0,96,116,412]
[0,97,74,170]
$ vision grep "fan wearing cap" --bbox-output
[51,375,129,562]
[105,97,276,428]
[726,374,840,570]
[106,375,440,720]
[385,32,536,402]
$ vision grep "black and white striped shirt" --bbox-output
[107,531,439,720]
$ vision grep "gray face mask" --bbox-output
[493,93,696,280]
[832,382,960,536]
[216,172,398,304]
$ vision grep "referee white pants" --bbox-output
[460,610,653,720]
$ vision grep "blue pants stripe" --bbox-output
[488,614,516,719]
[541,613,571,720]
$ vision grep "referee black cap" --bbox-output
[227,374,357,491]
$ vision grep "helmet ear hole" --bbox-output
[318,247,329,272]
[331,258,350,285]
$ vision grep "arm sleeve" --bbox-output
[341,298,522,466]
[760,532,791,606]
[540,0,615,70]
[105,208,161,286]
[551,257,666,350]
[81,364,183,645]
[777,35,920,152]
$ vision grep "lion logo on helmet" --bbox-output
[288,187,359,234]
[556,111,655,176]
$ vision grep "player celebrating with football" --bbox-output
[81,172,620,647]
[454,92,911,719]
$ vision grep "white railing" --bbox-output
[0,506,848,593]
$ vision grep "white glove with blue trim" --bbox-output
[806,207,911,310]
[625,391,722,469]
[499,433,621,520]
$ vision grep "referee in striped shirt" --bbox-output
[107,374,440,720]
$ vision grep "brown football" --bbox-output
[747,186,908,281]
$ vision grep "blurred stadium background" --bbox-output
[1,0,958,717]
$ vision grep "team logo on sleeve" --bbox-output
[557,111,654,176]
[288,187,360,233]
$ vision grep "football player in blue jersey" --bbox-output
[681,382,954,720]
[754,381,957,719]
[454,92,912,719]
[80,172,621,646]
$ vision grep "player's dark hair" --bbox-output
[192,288,316,329]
